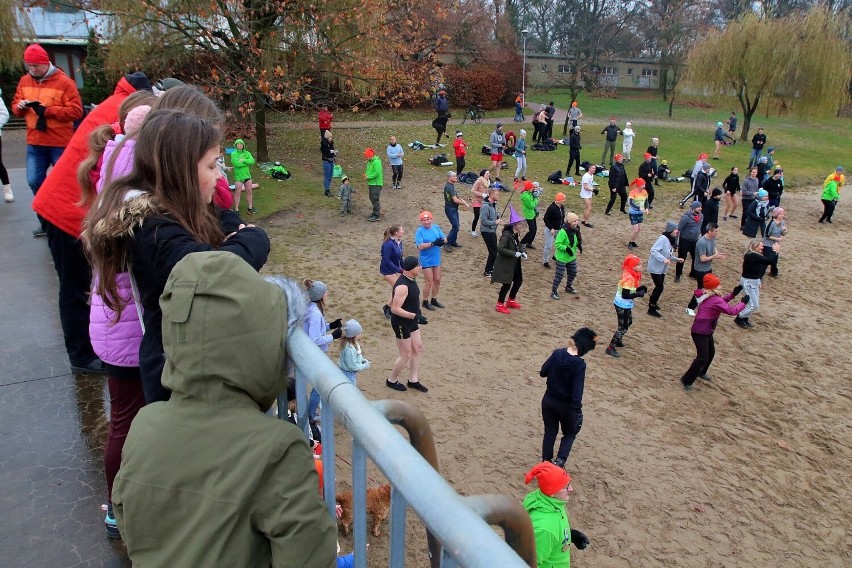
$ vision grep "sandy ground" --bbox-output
[259,174,851,567]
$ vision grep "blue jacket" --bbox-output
[380,238,404,275]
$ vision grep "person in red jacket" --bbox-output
[318,104,333,139]
[11,44,83,235]
[31,72,152,374]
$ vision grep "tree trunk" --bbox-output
[740,112,752,142]
[254,95,268,162]
[660,66,669,101]
[668,97,674,117]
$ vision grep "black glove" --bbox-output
[329,318,342,330]
[635,285,647,298]
[592,188,599,195]
[331,328,343,340]
[577,245,583,254]
[732,285,743,296]
[415,314,428,324]
[30,102,46,117]
[432,238,445,247]
[35,115,48,131]
[741,295,750,305]
[571,529,590,549]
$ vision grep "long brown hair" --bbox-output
[303,279,326,315]
[383,224,402,241]
[78,90,156,206]
[84,109,224,311]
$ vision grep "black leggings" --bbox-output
[649,272,666,307]
[675,239,697,278]
[456,156,465,178]
[609,306,633,347]
[391,164,403,185]
[646,183,655,206]
[541,393,582,463]
[820,199,836,222]
[606,186,627,213]
[0,137,8,185]
[483,232,498,273]
[498,261,523,302]
[520,217,537,245]
[471,207,481,232]
[681,332,715,386]
[567,149,581,176]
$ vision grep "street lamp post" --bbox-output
[521,29,529,108]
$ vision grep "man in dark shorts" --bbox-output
[387,256,430,392]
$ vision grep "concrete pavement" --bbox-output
[0,167,130,567]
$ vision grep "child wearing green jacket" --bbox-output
[231,139,257,214]
[519,180,540,248]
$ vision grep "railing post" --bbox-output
[352,442,368,568]
[388,486,407,567]
[320,401,336,518]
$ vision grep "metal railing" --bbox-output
[283,328,535,568]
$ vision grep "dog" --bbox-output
[335,483,392,537]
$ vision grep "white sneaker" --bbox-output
[470,231,478,237]
[2,185,13,203]
[686,308,696,317]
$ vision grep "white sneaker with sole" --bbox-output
[470,231,478,237]
[686,308,696,317]
[2,185,13,203]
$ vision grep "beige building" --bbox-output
[525,53,664,90]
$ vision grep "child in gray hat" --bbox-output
[338,319,370,385]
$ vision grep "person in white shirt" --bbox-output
[622,121,635,163]
[580,165,597,228]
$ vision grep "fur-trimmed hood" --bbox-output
[83,190,162,259]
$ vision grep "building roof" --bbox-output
[17,7,111,45]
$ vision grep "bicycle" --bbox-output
[460,104,484,125]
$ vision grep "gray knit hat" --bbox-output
[307,280,328,302]
[343,319,363,338]
[665,220,678,233]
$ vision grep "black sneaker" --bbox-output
[450,242,463,248]
[430,298,445,308]
[386,380,407,391]
[734,317,749,329]
[483,271,492,277]
[605,346,620,358]
[32,227,46,238]
[552,457,567,468]
[565,285,577,294]
[699,374,713,381]
[525,244,536,249]
[383,305,392,319]
[422,300,434,311]
[648,308,662,318]
[683,382,694,391]
[550,291,560,300]
[70,358,106,374]
[407,381,429,392]
[674,275,681,283]
[543,262,551,269]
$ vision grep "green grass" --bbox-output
[232,93,849,220]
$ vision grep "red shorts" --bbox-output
[491,153,503,162]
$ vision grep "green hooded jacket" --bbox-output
[553,228,579,264]
[230,138,256,182]
[520,189,539,220]
[365,156,383,186]
[113,252,336,567]
[523,489,572,568]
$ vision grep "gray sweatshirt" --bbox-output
[677,211,703,242]
[648,234,679,275]
[741,176,759,200]
[480,201,499,233]
[490,131,506,154]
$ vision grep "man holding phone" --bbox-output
[11,44,82,236]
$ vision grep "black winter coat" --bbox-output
[131,213,271,402]
[742,200,768,239]
[608,162,627,189]
[543,202,565,230]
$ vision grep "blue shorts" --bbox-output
[629,213,644,225]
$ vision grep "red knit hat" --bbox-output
[644,152,653,159]
[630,178,646,188]
[24,44,50,65]
[524,462,571,496]
[702,273,721,290]
[364,148,375,158]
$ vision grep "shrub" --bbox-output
[443,49,523,110]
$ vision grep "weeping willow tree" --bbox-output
[0,0,33,71]
[684,6,852,140]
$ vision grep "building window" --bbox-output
[602,67,618,75]
[558,64,573,73]
[627,68,633,75]
[641,68,659,77]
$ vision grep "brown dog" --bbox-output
[336,483,392,537]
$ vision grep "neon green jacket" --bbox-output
[365,156,383,186]
[230,139,256,182]
[523,489,572,567]
[821,181,839,201]
[520,190,538,220]
[553,228,580,264]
